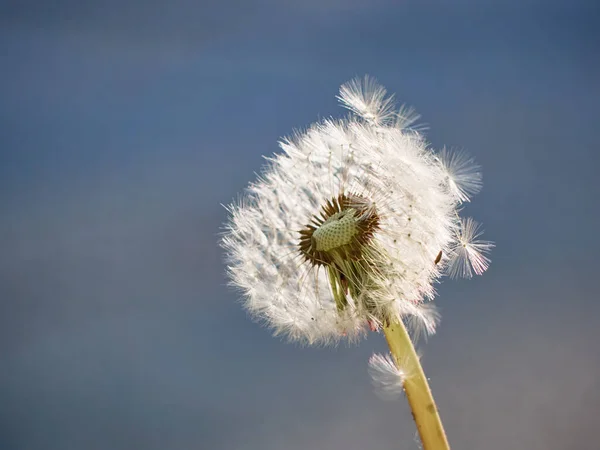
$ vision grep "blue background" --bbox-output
[1,1,599,448]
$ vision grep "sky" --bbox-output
[1,1,599,449]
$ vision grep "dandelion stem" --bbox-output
[383,321,450,450]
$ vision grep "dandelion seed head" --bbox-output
[221,76,492,345]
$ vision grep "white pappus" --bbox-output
[221,76,493,346]
[368,353,408,400]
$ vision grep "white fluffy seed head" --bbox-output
[221,76,492,345]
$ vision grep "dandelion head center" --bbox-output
[312,210,359,251]
[298,193,380,267]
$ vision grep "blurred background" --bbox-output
[1,1,599,449]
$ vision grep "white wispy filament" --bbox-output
[222,76,492,346]
[368,353,407,400]
[447,217,495,279]
[438,147,483,203]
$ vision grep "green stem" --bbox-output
[383,321,450,450]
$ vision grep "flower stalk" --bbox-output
[383,321,450,450]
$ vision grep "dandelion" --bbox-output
[221,76,492,450]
